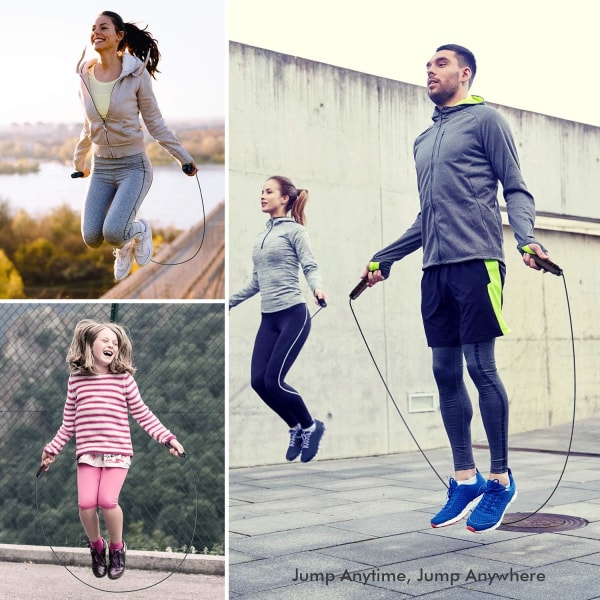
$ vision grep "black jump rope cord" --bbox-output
[349,259,576,523]
[150,169,207,267]
[35,444,198,593]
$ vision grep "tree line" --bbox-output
[0,122,225,173]
[0,200,182,299]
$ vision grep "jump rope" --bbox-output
[72,163,208,267]
[348,253,576,524]
[34,442,199,593]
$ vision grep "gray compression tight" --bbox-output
[81,153,152,249]
[431,339,509,474]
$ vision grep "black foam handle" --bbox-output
[349,278,368,300]
[317,297,327,308]
[532,255,563,276]
[182,163,194,175]
[36,465,45,478]
[71,171,84,178]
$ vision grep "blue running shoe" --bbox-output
[286,427,303,461]
[431,472,486,528]
[466,469,517,533]
[300,420,325,463]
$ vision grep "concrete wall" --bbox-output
[229,42,600,468]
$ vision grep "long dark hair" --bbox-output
[269,175,309,226]
[101,10,161,78]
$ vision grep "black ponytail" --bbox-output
[101,11,161,78]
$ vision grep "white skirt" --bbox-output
[77,453,131,469]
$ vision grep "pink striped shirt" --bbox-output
[45,372,175,457]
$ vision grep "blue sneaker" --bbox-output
[431,472,486,528]
[286,427,303,461]
[466,469,517,533]
[300,420,325,463]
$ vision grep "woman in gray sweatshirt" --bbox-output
[230,175,327,463]
[73,11,198,281]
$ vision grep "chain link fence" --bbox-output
[0,302,224,555]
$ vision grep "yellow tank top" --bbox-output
[88,67,117,119]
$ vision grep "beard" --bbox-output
[427,77,460,107]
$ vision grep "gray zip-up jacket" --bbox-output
[230,217,323,313]
[372,96,543,275]
[73,53,194,169]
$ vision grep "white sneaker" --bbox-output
[133,219,153,266]
[113,242,135,281]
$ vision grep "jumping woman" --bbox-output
[73,11,198,281]
[40,319,185,580]
[230,175,327,463]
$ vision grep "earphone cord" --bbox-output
[34,459,199,594]
[150,172,206,266]
[349,271,577,521]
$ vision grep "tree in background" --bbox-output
[0,249,25,298]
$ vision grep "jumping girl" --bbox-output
[230,175,327,463]
[39,319,185,580]
[73,11,198,281]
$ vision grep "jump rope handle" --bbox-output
[166,441,187,459]
[532,254,563,276]
[35,464,45,479]
[350,261,384,300]
[71,171,84,178]
[349,278,368,300]
[317,297,327,308]
[182,163,195,175]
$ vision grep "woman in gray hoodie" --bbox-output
[73,11,198,281]
[230,175,327,463]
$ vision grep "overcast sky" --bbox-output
[230,0,599,128]
[1,0,225,125]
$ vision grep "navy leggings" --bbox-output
[250,303,313,429]
[431,339,509,473]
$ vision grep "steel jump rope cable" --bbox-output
[349,254,577,522]
[34,443,199,593]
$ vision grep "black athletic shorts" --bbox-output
[420,259,510,347]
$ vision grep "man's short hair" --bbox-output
[436,44,477,85]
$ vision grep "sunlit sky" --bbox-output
[230,0,600,128]
[1,0,225,125]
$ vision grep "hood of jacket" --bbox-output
[76,51,148,78]
[431,95,485,122]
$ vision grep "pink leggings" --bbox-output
[77,464,129,510]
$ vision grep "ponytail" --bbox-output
[101,11,161,78]
[291,189,308,226]
[268,175,309,226]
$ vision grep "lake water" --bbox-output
[0,162,224,229]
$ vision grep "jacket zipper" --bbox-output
[429,110,446,263]
[260,220,274,249]
[80,69,122,159]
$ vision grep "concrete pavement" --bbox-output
[0,561,223,600]
[0,545,224,599]
[230,417,600,599]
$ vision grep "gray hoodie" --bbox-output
[73,53,193,169]
[372,96,543,274]
[230,217,322,313]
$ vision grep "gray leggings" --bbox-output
[432,339,509,474]
[82,153,152,249]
